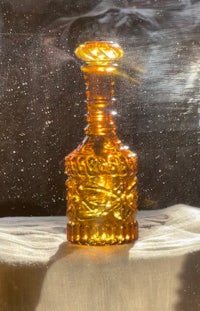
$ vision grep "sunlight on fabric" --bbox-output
[129,205,200,259]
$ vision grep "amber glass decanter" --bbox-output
[65,41,138,245]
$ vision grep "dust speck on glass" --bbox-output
[0,0,199,216]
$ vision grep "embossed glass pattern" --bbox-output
[65,41,138,245]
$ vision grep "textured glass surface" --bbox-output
[65,42,138,245]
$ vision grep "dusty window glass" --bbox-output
[0,0,199,216]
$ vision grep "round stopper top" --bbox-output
[75,41,124,65]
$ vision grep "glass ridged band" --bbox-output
[67,221,138,245]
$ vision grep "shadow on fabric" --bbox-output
[174,250,200,311]
[0,243,79,311]
[0,263,46,311]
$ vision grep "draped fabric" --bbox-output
[0,204,200,310]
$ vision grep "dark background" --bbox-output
[0,0,200,216]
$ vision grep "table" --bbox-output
[0,204,200,311]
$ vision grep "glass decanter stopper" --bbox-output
[65,41,138,245]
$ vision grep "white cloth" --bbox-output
[0,204,200,311]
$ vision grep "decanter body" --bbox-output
[65,41,138,245]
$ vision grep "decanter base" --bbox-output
[67,221,138,246]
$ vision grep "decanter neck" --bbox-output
[82,65,117,137]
